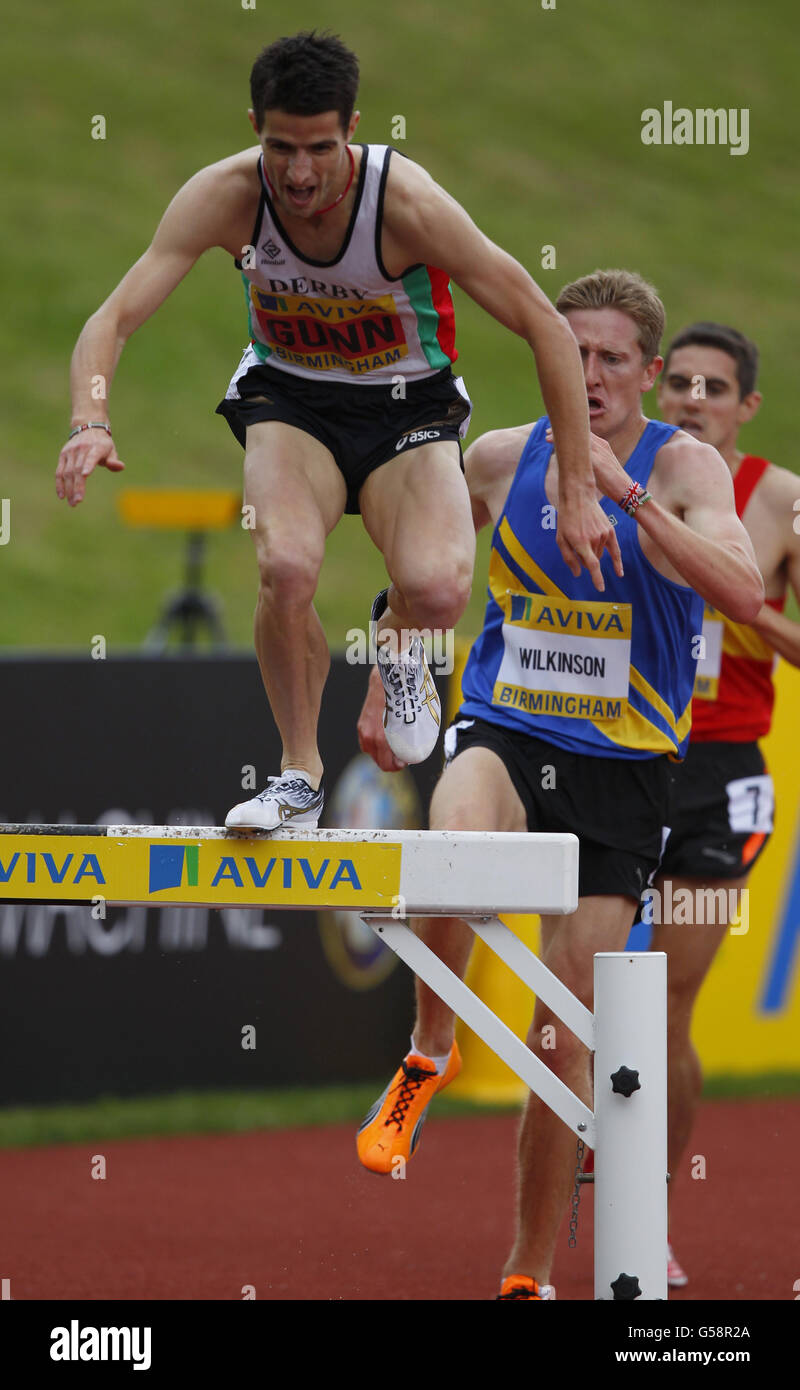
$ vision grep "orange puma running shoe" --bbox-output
[497,1276,556,1300]
[356,1042,461,1174]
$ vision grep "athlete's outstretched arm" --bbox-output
[382,159,623,592]
[588,431,764,623]
[56,164,233,506]
[748,470,800,664]
[463,427,532,533]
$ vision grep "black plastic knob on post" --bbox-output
[611,1272,642,1300]
[610,1065,641,1097]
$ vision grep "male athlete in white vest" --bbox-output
[56,31,619,828]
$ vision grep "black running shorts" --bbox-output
[659,740,774,881]
[216,362,472,514]
[444,713,671,903]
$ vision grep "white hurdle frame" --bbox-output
[0,823,666,1299]
[363,914,667,1301]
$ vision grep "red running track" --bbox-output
[1,1097,796,1300]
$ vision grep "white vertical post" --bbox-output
[593,952,668,1301]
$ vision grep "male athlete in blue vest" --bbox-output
[357,269,763,1300]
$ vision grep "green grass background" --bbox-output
[1,2,796,1136]
[2,0,797,648]
[2,1074,799,1148]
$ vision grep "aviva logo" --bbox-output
[510,594,534,623]
[149,845,199,893]
[506,592,630,637]
[0,851,105,885]
[147,844,364,894]
[210,855,361,891]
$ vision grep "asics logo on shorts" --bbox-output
[395,428,442,452]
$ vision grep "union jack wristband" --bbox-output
[68,422,112,440]
[619,484,653,517]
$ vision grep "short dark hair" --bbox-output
[662,322,759,398]
[250,31,359,132]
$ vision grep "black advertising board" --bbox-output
[0,655,443,1103]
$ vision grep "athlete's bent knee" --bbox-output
[256,545,321,609]
[401,569,472,632]
[429,799,490,835]
[428,763,491,833]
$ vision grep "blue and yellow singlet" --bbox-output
[460,417,703,760]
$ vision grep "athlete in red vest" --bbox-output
[652,322,800,1287]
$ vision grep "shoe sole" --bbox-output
[382,706,442,765]
[225,816,321,833]
[378,643,441,764]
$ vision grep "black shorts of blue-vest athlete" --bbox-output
[445,717,671,902]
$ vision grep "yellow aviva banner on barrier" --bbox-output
[0,833,402,911]
[448,648,800,1100]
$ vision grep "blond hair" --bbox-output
[556,269,665,363]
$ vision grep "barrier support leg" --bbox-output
[593,951,668,1301]
[364,917,594,1142]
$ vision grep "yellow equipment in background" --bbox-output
[448,648,800,1102]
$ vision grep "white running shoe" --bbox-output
[371,591,441,765]
[225,770,324,832]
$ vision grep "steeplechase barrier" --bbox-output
[0,823,667,1299]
